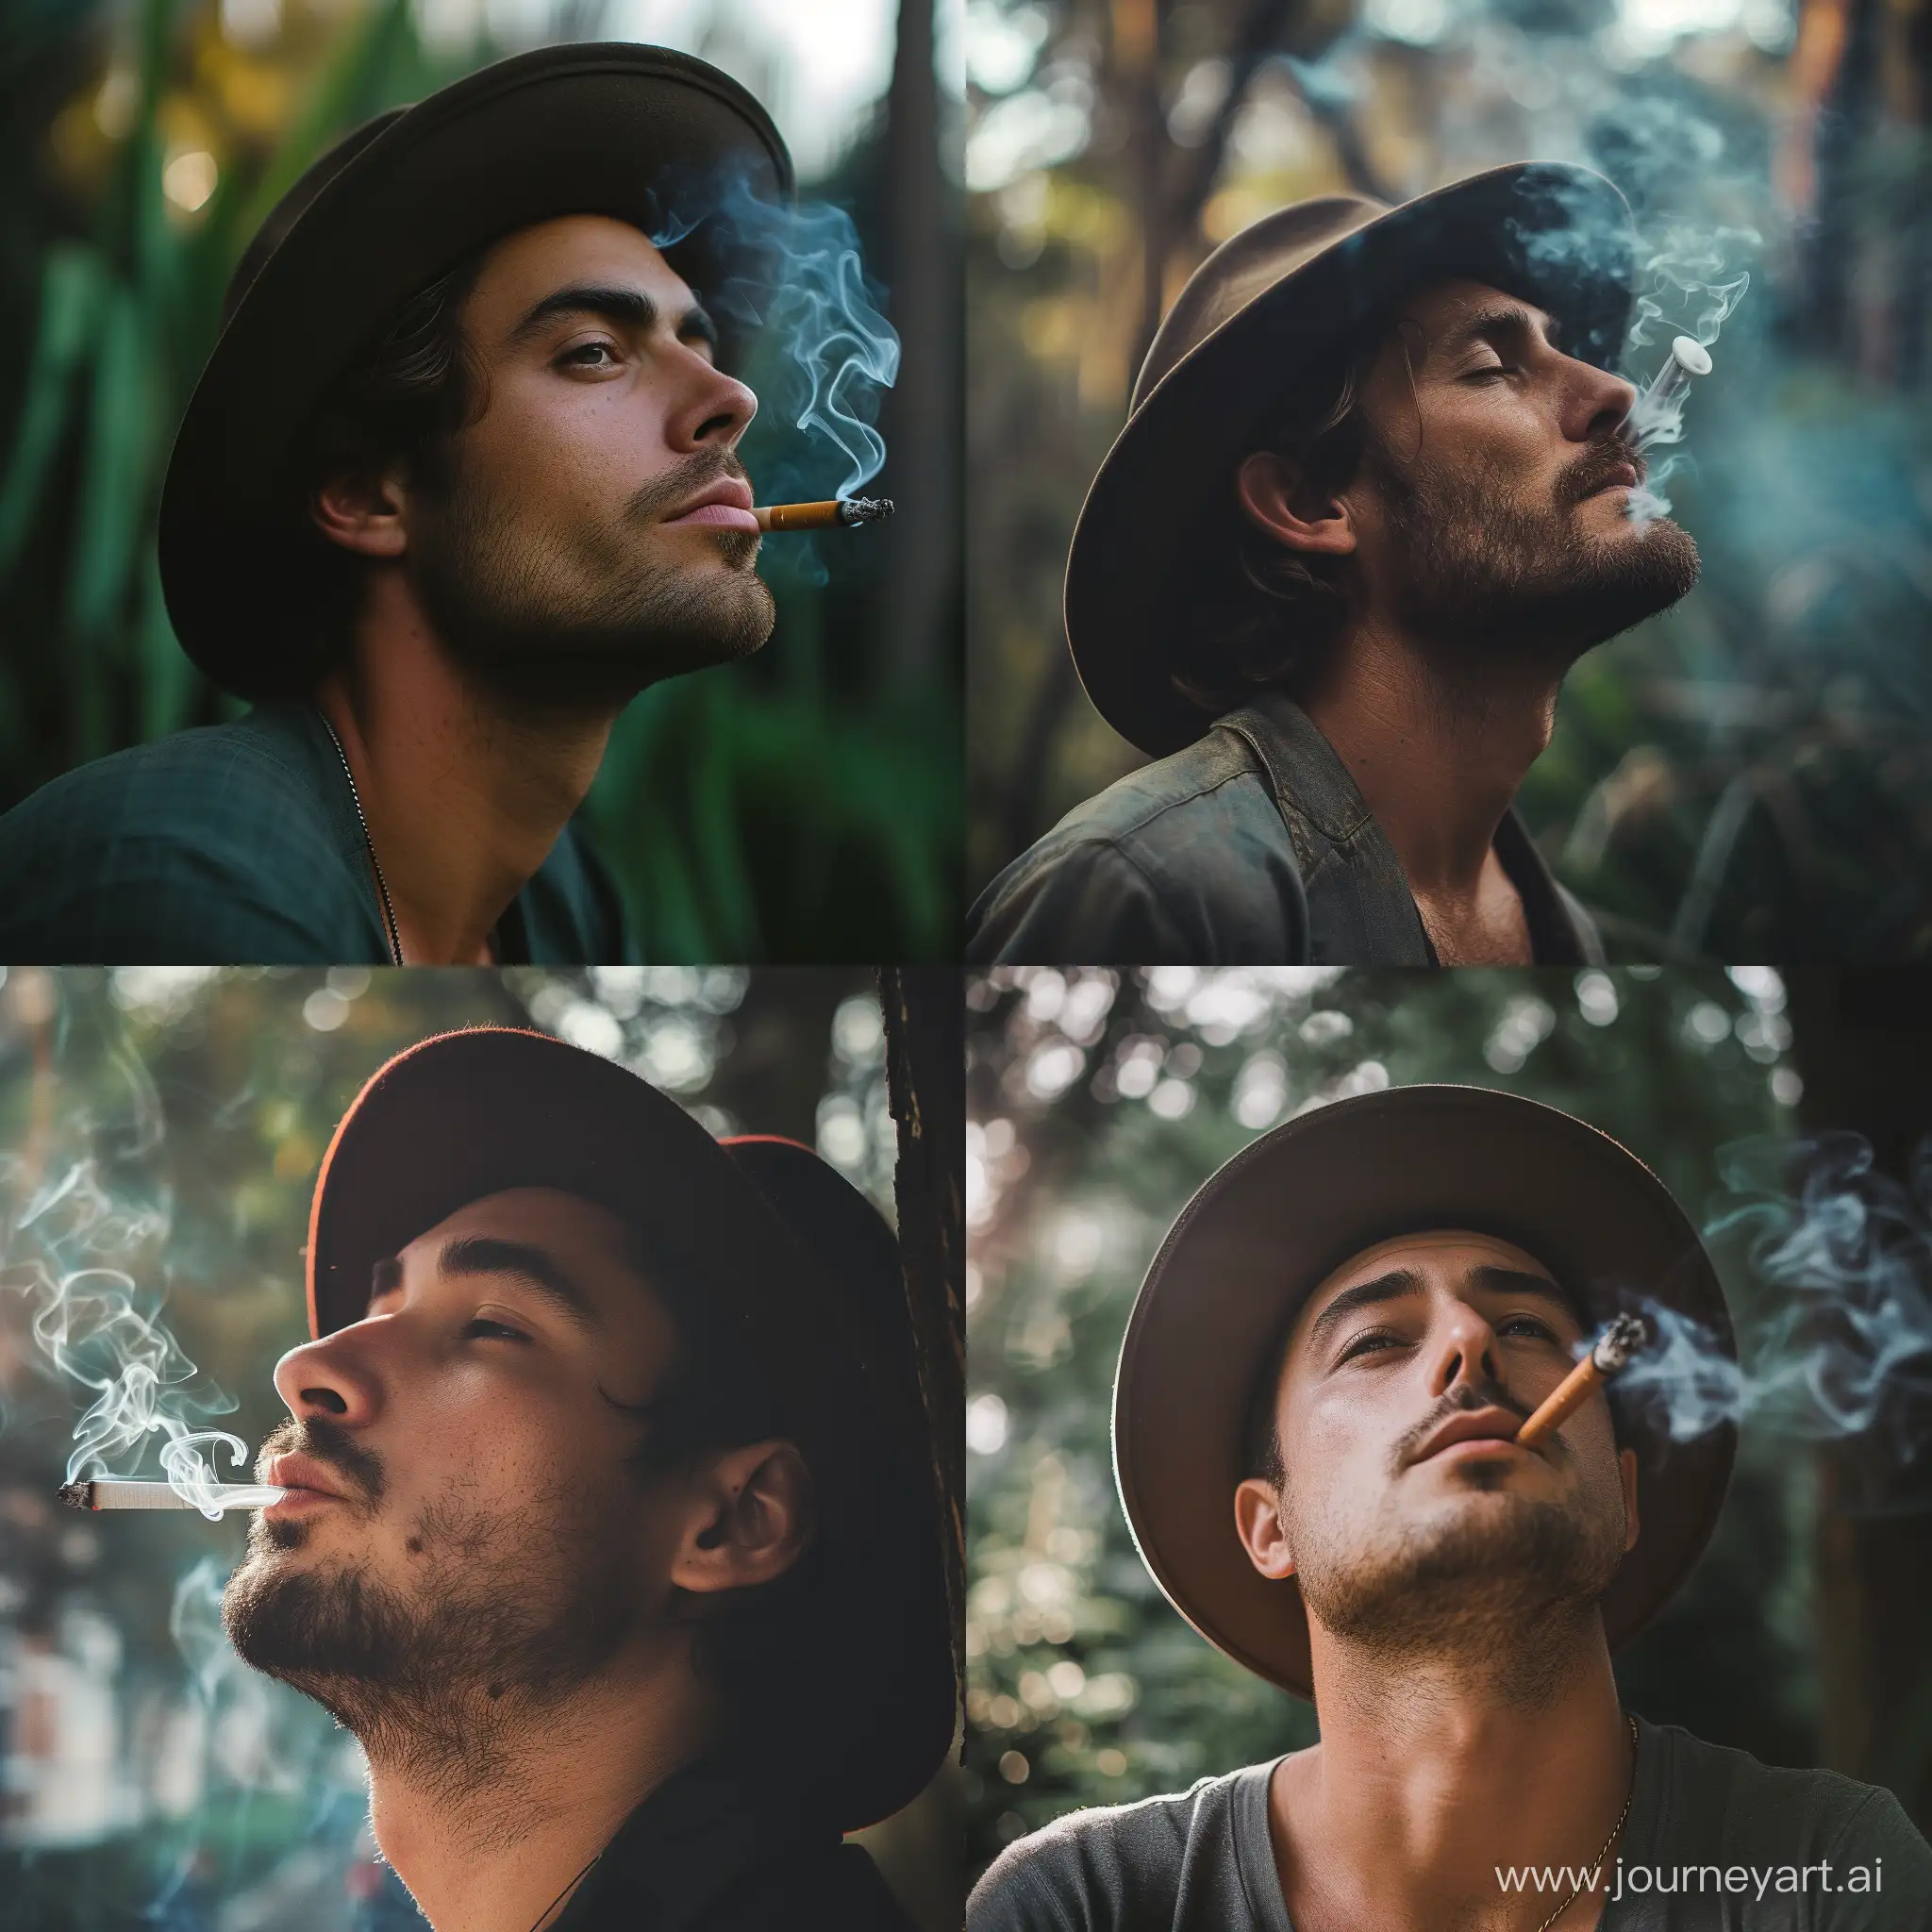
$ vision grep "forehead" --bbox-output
[396,1185,635,1271]
[465,213,696,327]
[1285,1226,1562,1353]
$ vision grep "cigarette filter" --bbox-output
[753,495,894,532]
[58,1479,288,1512]
[1515,1312,1650,1449]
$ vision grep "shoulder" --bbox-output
[967,735,1307,965]
[1644,1722,1932,1916]
[968,1765,1271,1932]
[0,711,367,962]
[523,821,632,963]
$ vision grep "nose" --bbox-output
[272,1326,384,1429]
[1426,1298,1503,1403]
[1562,352,1639,446]
[667,347,758,453]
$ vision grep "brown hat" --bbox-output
[1112,1084,1735,1699]
[305,1027,954,1830]
[1064,162,1638,759]
[158,42,791,699]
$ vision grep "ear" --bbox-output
[1234,1476,1297,1581]
[1236,450,1358,558]
[1618,1444,1641,1555]
[309,459,410,561]
[669,1440,816,1596]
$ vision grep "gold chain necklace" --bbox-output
[316,708,405,967]
[1529,1713,1641,1932]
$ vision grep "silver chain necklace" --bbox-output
[1529,1712,1641,1932]
[316,708,404,967]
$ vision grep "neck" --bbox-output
[363,1652,717,1932]
[315,572,620,965]
[1300,621,1565,897]
[1274,1609,1632,1932]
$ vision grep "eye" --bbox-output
[1340,1329,1404,1363]
[462,1318,529,1343]
[558,341,619,370]
[1464,361,1518,381]
[1497,1313,1558,1341]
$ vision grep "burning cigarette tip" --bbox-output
[1515,1312,1652,1448]
[753,495,894,532]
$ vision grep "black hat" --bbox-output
[1113,1084,1735,1698]
[306,1027,954,1830]
[158,42,792,698]
[1065,162,1637,758]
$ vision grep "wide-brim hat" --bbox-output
[1066,162,1638,759]
[159,42,792,699]
[306,1027,953,1830]
[1113,1084,1735,1700]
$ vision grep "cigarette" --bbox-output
[58,1479,288,1512]
[1629,336,1710,438]
[1515,1313,1650,1448]
[753,495,893,532]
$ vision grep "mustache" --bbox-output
[622,447,753,525]
[255,1414,387,1506]
[1562,435,1646,507]
[1392,1380,1533,1469]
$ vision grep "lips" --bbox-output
[265,1453,355,1504]
[664,476,758,531]
[1582,460,1641,499]
[1410,1407,1531,1463]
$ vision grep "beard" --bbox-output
[1281,1397,1631,1706]
[1362,425,1701,682]
[222,1420,643,1797]
[404,446,777,719]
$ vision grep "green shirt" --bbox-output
[0,702,631,964]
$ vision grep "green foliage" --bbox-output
[964,967,1816,1878]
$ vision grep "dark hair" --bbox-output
[608,1217,836,1767]
[1171,319,1401,716]
[269,253,488,695]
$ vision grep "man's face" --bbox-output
[222,1188,706,1739]
[1235,1230,1639,1675]
[1274,278,1700,673]
[394,215,775,705]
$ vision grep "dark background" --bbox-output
[0,0,962,961]
[965,0,1932,960]
[0,964,960,1931]
[964,965,1932,1882]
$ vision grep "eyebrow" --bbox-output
[1301,1261,1581,1357]
[505,282,719,354]
[1433,302,1559,363]
[434,1235,603,1332]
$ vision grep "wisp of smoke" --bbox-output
[1606,1133,1932,1500]
[4,1157,253,1520]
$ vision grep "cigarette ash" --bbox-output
[1605,1132,1932,1502]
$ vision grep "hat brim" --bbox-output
[159,42,792,698]
[1113,1084,1735,1700]
[1066,162,1638,759]
[306,1027,954,1828]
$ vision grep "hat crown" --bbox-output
[1132,193,1387,412]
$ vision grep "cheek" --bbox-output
[475,374,681,507]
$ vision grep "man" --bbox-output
[969,1086,1932,1929]
[0,45,793,963]
[223,1028,955,1929]
[969,164,1698,965]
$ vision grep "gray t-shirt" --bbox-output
[969,1717,1932,1930]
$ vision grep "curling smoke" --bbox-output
[2,1043,254,1520]
[1607,1132,1932,1498]
[1622,224,1756,524]
[649,171,900,501]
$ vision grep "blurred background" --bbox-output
[965,966,1932,1883]
[0,0,962,962]
[965,0,1932,960]
[0,965,961,1931]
